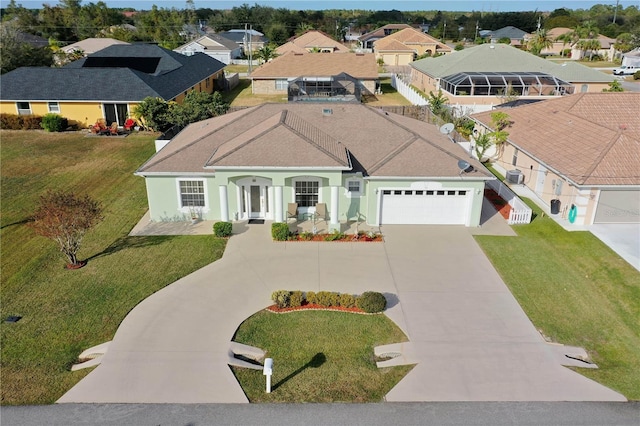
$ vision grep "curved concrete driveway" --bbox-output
[58,222,625,403]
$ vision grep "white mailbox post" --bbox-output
[263,358,273,393]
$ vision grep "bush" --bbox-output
[290,290,304,307]
[299,231,314,241]
[454,43,464,51]
[271,290,290,308]
[41,113,68,132]
[356,291,387,313]
[315,291,334,307]
[324,229,345,241]
[213,221,232,237]
[339,293,356,308]
[0,113,42,130]
[271,222,290,241]
[634,71,640,80]
[306,291,317,304]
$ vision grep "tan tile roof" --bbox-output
[137,103,490,180]
[250,52,378,79]
[374,39,413,52]
[548,27,572,38]
[472,93,640,186]
[359,24,413,41]
[276,30,349,55]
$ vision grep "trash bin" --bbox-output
[550,199,561,215]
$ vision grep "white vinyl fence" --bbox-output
[391,74,428,106]
[486,179,532,224]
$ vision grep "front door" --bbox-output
[238,177,272,220]
[249,185,263,218]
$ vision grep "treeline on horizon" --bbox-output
[1,0,639,49]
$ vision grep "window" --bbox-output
[48,102,60,113]
[275,79,289,90]
[347,179,361,195]
[447,190,456,195]
[458,190,467,196]
[206,77,210,88]
[437,190,445,195]
[16,102,31,115]
[179,180,205,207]
[512,148,519,166]
[295,181,318,207]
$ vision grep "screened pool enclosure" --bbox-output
[439,72,575,97]
[288,73,362,102]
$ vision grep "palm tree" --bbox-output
[555,32,574,57]
[527,28,553,56]
[577,38,602,61]
[255,44,278,65]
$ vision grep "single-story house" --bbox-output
[409,43,613,114]
[276,30,350,55]
[472,92,640,225]
[373,27,451,66]
[358,24,412,50]
[249,52,378,97]
[484,26,530,47]
[61,38,130,55]
[542,28,618,61]
[0,44,226,127]
[135,103,492,228]
[218,30,268,54]
[621,48,640,67]
[174,34,242,64]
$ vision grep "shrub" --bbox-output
[20,115,43,130]
[306,291,317,304]
[454,43,464,51]
[315,291,334,307]
[356,291,387,313]
[0,113,42,130]
[339,293,356,308]
[271,222,290,241]
[299,231,314,241]
[324,229,345,241]
[290,290,304,307]
[634,70,640,80]
[271,290,290,308]
[41,113,68,132]
[213,221,232,237]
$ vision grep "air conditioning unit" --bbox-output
[506,169,524,184]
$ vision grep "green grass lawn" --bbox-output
[475,200,640,400]
[231,310,413,402]
[0,130,226,405]
[223,79,288,107]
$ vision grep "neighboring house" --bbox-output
[472,92,640,225]
[16,31,48,48]
[219,30,268,54]
[135,103,492,227]
[484,26,530,47]
[373,27,452,66]
[542,28,618,61]
[0,44,226,127]
[276,30,350,55]
[174,34,241,64]
[621,48,640,67]
[61,38,130,55]
[358,24,412,50]
[541,27,574,56]
[409,43,613,113]
[249,52,378,97]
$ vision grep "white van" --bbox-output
[612,65,639,75]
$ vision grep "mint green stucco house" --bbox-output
[135,103,492,228]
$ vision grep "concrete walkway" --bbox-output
[58,216,625,403]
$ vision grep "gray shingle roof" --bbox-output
[410,43,613,83]
[486,26,529,40]
[1,44,226,102]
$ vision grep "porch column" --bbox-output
[274,186,283,222]
[330,185,339,230]
[219,185,229,222]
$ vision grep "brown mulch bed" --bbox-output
[289,233,383,242]
[266,302,371,315]
[484,188,512,220]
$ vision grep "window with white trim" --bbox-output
[16,102,31,115]
[275,79,289,90]
[295,181,318,207]
[48,102,60,113]
[348,180,361,193]
[179,180,205,207]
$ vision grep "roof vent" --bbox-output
[322,108,333,116]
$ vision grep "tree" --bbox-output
[603,80,624,92]
[255,43,278,64]
[29,190,103,268]
[427,89,449,116]
[0,21,54,74]
[131,97,175,132]
[170,91,229,127]
[474,111,511,162]
[527,28,553,56]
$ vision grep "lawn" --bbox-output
[475,200,640,400]
[0,130,226,405]
[223,79,288,106]
[231,310,413,402]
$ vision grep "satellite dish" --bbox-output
[440,123,455,135]
[457,159,474,173]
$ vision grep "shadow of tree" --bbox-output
[272,352,326,391]
[1,218,32,230]
[85,236,171,262]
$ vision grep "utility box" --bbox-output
[506,169,524,184]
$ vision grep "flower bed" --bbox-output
[290,232,383,242]
[484,188,512,220]
[266,301,369,314]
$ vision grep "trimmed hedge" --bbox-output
[269,290,386,313]
[213,221,232,237]
[0,113,43,130]
[271,222,290,241]
[41,113,68,132]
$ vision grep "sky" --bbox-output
[5,0,640,11]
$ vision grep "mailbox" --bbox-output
[263,358,273,375]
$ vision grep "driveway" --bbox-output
[589,223,640,272]
[58,223,625,403]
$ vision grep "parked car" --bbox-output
[612,65,639,75]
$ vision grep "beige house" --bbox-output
[542,27,618,61]
[373,28,451,66]
[61,38,129,55]
[250,52,378,96]
[472,93,640,225]
[410,43,613,113]
[276,30,350,55]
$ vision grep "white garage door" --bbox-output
[594,190,640,223]
[380,189,470,225]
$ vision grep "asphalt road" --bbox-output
[2,402,639,426]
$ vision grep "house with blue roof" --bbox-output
[0,44,226,128]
